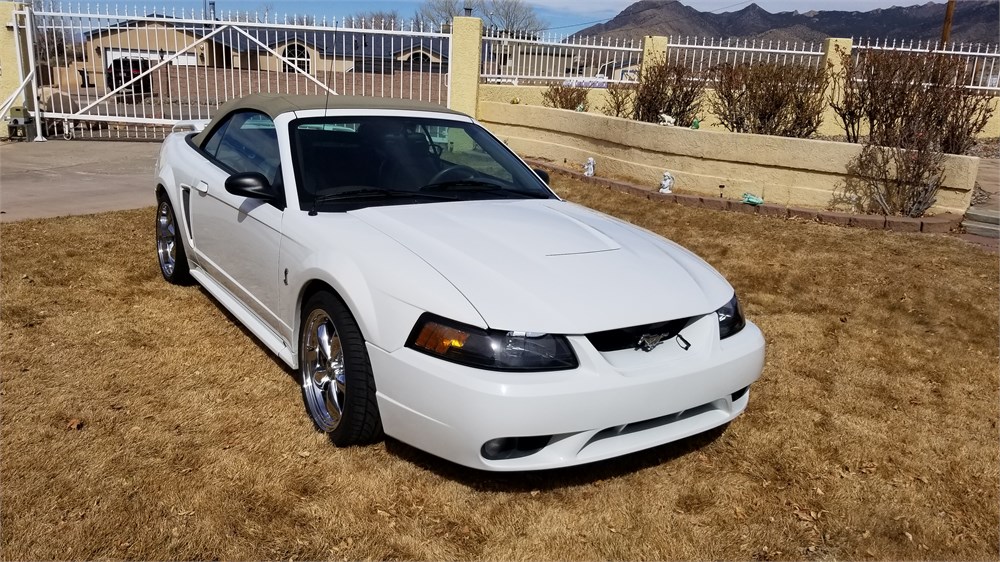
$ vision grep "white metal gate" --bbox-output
[9,5,451,140]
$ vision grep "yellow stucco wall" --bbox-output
[0,3,26,110]
[477,101,978,215]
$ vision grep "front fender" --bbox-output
[154,133,191,199]
[280,211,485,361]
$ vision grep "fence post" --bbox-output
[448,16,482,118]
[822,38,853,104]
[0,2,26,114]
[640,35,669,81]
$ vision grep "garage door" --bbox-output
[103,48,198,68]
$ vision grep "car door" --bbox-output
[188,110,284,331]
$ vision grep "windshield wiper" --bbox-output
[420,180,550,199]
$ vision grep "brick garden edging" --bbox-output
[529,160,963,235]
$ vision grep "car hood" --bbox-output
[350,199,733,334]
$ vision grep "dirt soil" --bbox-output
[2,173,998,560]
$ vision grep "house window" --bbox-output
[283,44,310,74]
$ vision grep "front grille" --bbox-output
[586,317,694,352]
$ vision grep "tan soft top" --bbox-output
[191,94,466,147]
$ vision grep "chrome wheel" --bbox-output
[156,200,177,277]
[302,308,347,432]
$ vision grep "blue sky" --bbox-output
[108,1,946,34]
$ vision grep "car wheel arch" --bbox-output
[155,183,191,243]
[294,277,376,358]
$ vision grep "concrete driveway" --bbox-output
[0,140,160,222]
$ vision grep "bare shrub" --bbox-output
[941,91,996,155]
[541,84,589,111]
[601,82,636,119]
[633,57,706,127]
[837,51,994,216]
[34,31,86,66]
[841,134,946,217]
[936,69,996,155]
[833,49,995,155]
[708,62,828,138]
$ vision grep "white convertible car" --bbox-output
[154,94,765,471]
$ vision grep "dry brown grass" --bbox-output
[2,175,998,560]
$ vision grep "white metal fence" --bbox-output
[854,38,1000,92]
[10,5,1000,141]
[665,36,825,74]
[481,29,642,86]
[16,5,450,139]
[477,32,999,93]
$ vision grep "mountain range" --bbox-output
[575,0,999,45]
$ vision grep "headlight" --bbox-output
[406,314,578,371]
[716,293,746,339]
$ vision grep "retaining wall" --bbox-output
[478,101,980,215]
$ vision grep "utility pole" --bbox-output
[940,0,956,45]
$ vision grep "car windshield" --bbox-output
[290,116,556,211]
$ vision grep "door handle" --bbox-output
[194,181,209,194]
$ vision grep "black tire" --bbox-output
[299,290,382,445]
[155,195,192,285]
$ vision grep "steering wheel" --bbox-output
[425,165,477,186]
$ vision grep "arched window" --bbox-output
[283,44,310,74]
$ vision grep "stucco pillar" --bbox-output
[448,16,482,118]
[822,38,853,105]
[0,2,27,112]
[640,35,669,82]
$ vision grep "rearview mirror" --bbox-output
[225,172,274,201]
[533,168,550,185]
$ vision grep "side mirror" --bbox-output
[225,172,274,201]
[533,168,550,185]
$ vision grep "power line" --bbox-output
[544,18,614,32]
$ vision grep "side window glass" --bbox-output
[211,112,280,186]
[201,119,230,158]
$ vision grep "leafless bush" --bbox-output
[601,82,636,119]
[708,62,828,138]
[940,92,995,155]
[937,78,996,156]
[633,57,705,127]
[836,51,994,216]
[34,32,85,66]
[541,84,589,111]
[841,132,945,217]
[832,49,995,155]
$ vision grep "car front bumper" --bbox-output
[369,320,765,471]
